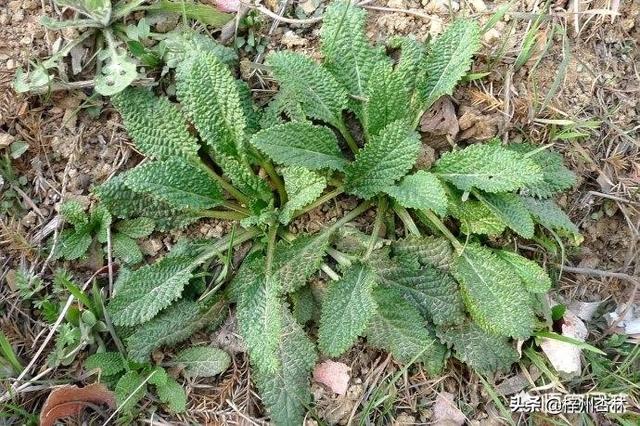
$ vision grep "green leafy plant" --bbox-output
[45,271,112,367]
[94,1,581,422]
[84,344,229,414]
[14,0,232,95]
[0,148,29,216]
[234,11,269,55]
[54,200,154,264]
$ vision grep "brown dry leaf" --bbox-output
[433,391,466,426]
[312,360,350,395]
[40,383,116,426]
[419,97,459,140]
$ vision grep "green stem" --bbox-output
[327,200,373,233]
[321,264,341,281]
[385,208,396,239]
[393,204,421,237]
[102,29,119,57]
[197,227,259,265]
[293,186,344,219]
[199,162,251,206]
[222,201,250,215]
[414,209,463,252]
[260,159,287,205]
[365,197,387,258]
[112,0,148,20]
[265,223,278,275]
[336,122,359,154]
[327,248,354,267]
[200,210,247,220]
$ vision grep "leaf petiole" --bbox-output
[414,209,463,252]
[365,197,387,258]
[199,210,248,221]
[393,204,420,237]
[336,121,359,155]
[293,186,345,220]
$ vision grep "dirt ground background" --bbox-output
[0,0,639,424]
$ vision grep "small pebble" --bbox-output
[11,10,24,23]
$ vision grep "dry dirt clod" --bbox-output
[0,133,15,148]
[313,360,351,395]
[420,97,459,140]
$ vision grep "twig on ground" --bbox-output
[360,4,433,20]
[560,265,639,336]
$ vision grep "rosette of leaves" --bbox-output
[84,353,182,414]
[97,2,580,423]
[54,199,154,264]
[14,0,232,95]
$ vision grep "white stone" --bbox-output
[387,0,406,8]
[469,0,487,12]
[426,0,459,13]
[483,28,501,44]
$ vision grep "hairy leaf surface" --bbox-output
[111,233,143,265]
[115,371,146,413]
[84,352,126,376]
[392,236,454,271]
[507,143,576,198]
[496,250,552,293]
[60,200,88,228]
[216,153,273,202]
[475,192,534,238]
[419,19,480,109]
[345,120,421,199]
[254,309,317,425]
[236,262,282,374]
[452,243,535,338]
[177,52,246,156]
[522,197,580,236]
[363,61,410,137]
[125,158,223,210]
[385,171,447,215]
[291,286,316,325]
[125,298,226,362]
[318,264,378,356]
[448,198,506,236]
[367,287,446,374]
[155,376,187,413]
[379,263,465,326]
[115,217,155,239]
[173,346,231,378]
[251,122,347,172]
[94,175,202,231]
[438,322,519,375]
[280,167,327,224]
[434,144,543,192]
[267,51,347,127]
[388,36,426,98]
[320,0,387,115]
[273,233,331,293]
[57,229,92,260]
[108,255,195,326]
[111,88,199,160]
